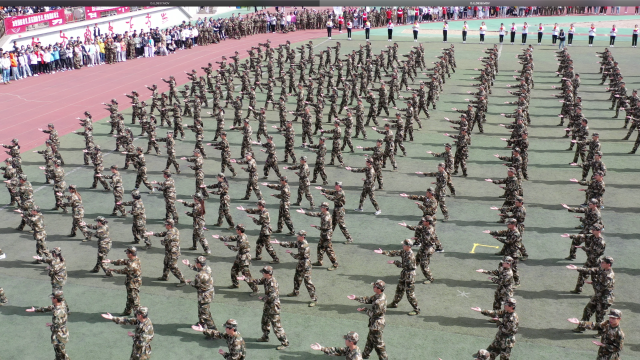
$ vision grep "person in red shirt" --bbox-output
[386,8,392,21]
[338,15,344,33]
[414,7,419,23]
[397,7,403,24]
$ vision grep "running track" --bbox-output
[0,28,328,154]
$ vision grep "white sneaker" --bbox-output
[374,210,382,215]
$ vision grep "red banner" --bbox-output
[4,10,66,34]
[85,7,130,21]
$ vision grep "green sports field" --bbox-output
[1,17,639,360]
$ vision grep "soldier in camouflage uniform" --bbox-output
[2,157,19,206]
[255,135,282,179]
[428,143,456,195]
[264,176,295,235]
[473,298,519,360]
[239,266,290,349]
[151,170,178,223]
[51,161,66,210]
[236,152,263,201]
[349,159,381,214]
[359,139,385,189]
[311,331,363,360]
[0,249,7,306]
[240,200,279,263]
[26,292,69,360]
[183,150,209,200]
[300,202,339,271]
[476,256,515,311]
[147,219,187,285]
[127,147,153,191]
[183,256,216,330]
[319,181,354,244]
[321,120,345,166]
[285,156,315,209]
[102,306,154,360]
[101,165,126,216]
[569,308,624,359]
[157,131,180,174]
[416,163,450,221]
[568,256,615,334]
[563,199,603,233]
[216,224,259,294]
[89,146,111,191]
[449,128,469,176]
[181,193,211,255]
[487,168,521,208]
[306,137,329,185]
[209,131,237,177]
[84,216,112,275]
[567,225,606,294]
[204,173,235,229]
[399,216,438,282]
[272,230,318,306]
[485,219,521,286]
[105,246,142,315]
[120,190,150,248]
[194,319,246,360]
[375,239,420,316]
[347,280,388,360]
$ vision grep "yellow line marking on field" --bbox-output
[470,243,500,254]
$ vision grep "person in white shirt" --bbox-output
[521,22,528,45]
[442,20,448,42]
[499,23,506,43]
[147,37,155,57]
[0,53,11,84]
[387,20,394,41]
[192,27,199,46]
[510,22,517,44]
[537,23,544,45]
[462,21,469,43]
[326,19,333,39]
[588,24,596,46]
[412,22,419,42]
[479,21,487,43]
[364,20,371,40]
[609,25,617,47]
[346,20,353,40]
[551,23,559,45]
[181,28,188,49]
[632,24,638,48]
[568,24,575,46]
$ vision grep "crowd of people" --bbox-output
[0,7,632,360]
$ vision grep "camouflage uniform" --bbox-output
[103,168,126,216]
[122,196,150,246]
[422,170,450,220]
[246,272,289,347]
[322,186,353,243]
[152,226,186,283]
[363,144,384,189]
[34,302,69,360]
[260,140,282,179]
[339,115,355,152]
[306,208,338,268]
[211,136,237,176]
[207,179,235,227]
[244,206,279,262]
[324,122,345,166]
[237,157,263,200]
[86,220,112,274]
[482,265,514,310]
[110,313,154,360]
[267,182,294,234]
[107,254,142,315]
[356,292,387,359]
[157,133,180,174]
[489,228,521,285]
[185,155,209,199]
[351,164,380,212]
[307,141,328,185]
[480,307,519,360]
[430,147,456,194]
[220,232,259,293]
[183,198,210,254]
[279,236,317,301]
[577,317,624,359]
[383,246,420,313]
[288,161,315,208]
[155,174,178,222]
[277,124,297,163]
[202,324,246,359]
[576,265,615,328]
[449,132,469,176]
[187,259,216,329]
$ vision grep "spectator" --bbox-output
[1,52,11,84]
[558,29,566,50]
[18,51,31,77]
[9,51,20,80]
[610,25,617,47]
[387,20,394,41]
[29,49,39,75]
[412,21,419,42]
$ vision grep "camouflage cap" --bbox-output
[320,202,330,209]
[592,132,599,137]
[297,230,307,237]
[426,187,435,193]
[165,219,175,226]
[260,265,274,275]
[590,224,603,231]
[196,256,207,265]
[51,247,62,254]
[51,290,65,301]
[48,123,55,128]
[217,172,226,178]
[515,196,524,203]
[110,165,119,170]
[608,309,622,318]
[279,176,288,182]
[257,200,266,207]
[595,151,603,156]
[125,246,137,255]
[502,256,514,264]
[68,184,77,190]
[18,174,28,181]
[193,193,204,200]
[334,119,341,125]
[31,205,42,212]
[319,136,326,141]
[343,331,359,343]
[372,280,386,291]
[589,198,599,205]
[602,256,614,265]
[335,181,342,187]
[12,138,18,143]
[365,158,373,164]
[507,167,516,173]
[402,239,414,246]
[422,216,433,223]
[224,319,238,329]
[131,189,141,198]
[136,146,143,152]
[95,216,106,223]
[594,171,604,177]
[235,224,245,232]
[3,157,11,163]
[444,143,452,148]
[395,112,402,117]
[512,147,520,152]
[505,298,517,306]
[473,349,491,360]
[300,156,307,161]
[245,152,253,157]
[220,131,227,136]
[438,162,445,168]
[135,307,149,317]
[506,218,518,225]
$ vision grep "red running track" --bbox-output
[0,28,328,156]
